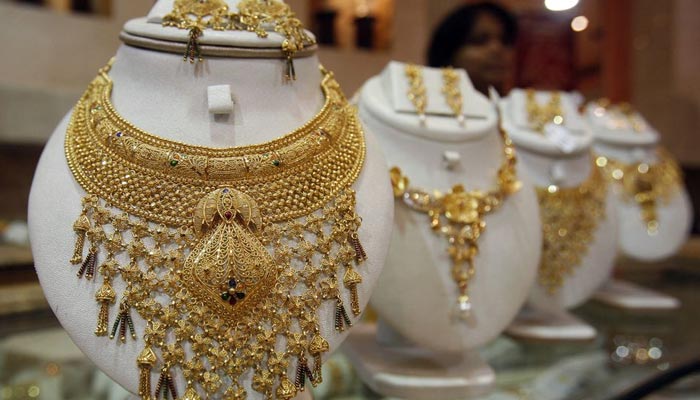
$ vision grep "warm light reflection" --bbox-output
[571,15,589,32]
[544,0,579,11]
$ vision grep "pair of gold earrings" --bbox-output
[404,64,466,126]
[525,89,564,132]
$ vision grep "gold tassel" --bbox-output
[294,355,314,391]
[110,301,136,342]
[349,232,367,263]
[184,27,203,63]
[285,52,296,81]
[94,282,115,336]
[77,247,97,279]
[71,214,91,264]
[308,335,329,385]
[138,346,157,399]
[154,369,166,399]
[343,268,363,316]
[334,296,352,332]
[155,368,178,399]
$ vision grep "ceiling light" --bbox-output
[544,0,579,12]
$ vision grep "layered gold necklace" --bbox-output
[595,149,682,234]
[65,62,367,399]
[536,165,607,293]
[389,126,520,320]
[525,89,564,132]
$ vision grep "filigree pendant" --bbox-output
[183,188,276,320]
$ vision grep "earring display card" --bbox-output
[382,61,488,119]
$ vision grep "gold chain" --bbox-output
[536,165,607,293]
[389,124,520,321]
[163,0,315,80]
[525,89,564,132]
[65,62,367,399]
[441,67,465,126]
[595,148,682,234]
[405,64,428,125]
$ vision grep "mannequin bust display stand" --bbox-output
[28,1,393,398]
[583,101,688,310]
[342,62,541,399]
[499,90,618,342]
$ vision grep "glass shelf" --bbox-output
[1,241,699,400]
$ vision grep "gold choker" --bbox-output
[389,125,520,321]
[536,164,607,293]
[65,62,367,399]
[595,149,682,234]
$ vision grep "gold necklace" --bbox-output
[593,99,647,133]
[65,62,367,400]
[595,148,682,234]
[536,165,607,293]
[441,67,465,126]
[389,125,520,320]
[163,0,315,80]
[525,89,564,132]
[405,64,428,124]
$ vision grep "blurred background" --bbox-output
[1,0,699,230]
[0,1,699,399]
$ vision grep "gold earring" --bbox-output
[441,67,465,126]
[163,0,316,80]
[525,89,564,132]
[405,64,428,125]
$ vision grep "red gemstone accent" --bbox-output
[224,211,233,219]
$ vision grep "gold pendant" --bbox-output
[183,188,276,321]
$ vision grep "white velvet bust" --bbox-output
[583,102,691,261]
[357,63,541,353]
[28,1,394,398]
[501,89,618,310]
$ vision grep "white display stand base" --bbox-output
[592,279,680,310]
[342,322,495,399]
[505,305,597,342]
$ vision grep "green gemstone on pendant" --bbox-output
[272,159,281,167]
[170,159,179,167]
[221,292,230,301]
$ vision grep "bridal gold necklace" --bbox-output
[65,62,367,399]
[537,165,607,293]
[595,149,682,234]
[389,125,520,320]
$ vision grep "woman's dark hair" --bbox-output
[427,2,518,68]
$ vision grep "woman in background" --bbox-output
[428,2,518,96]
